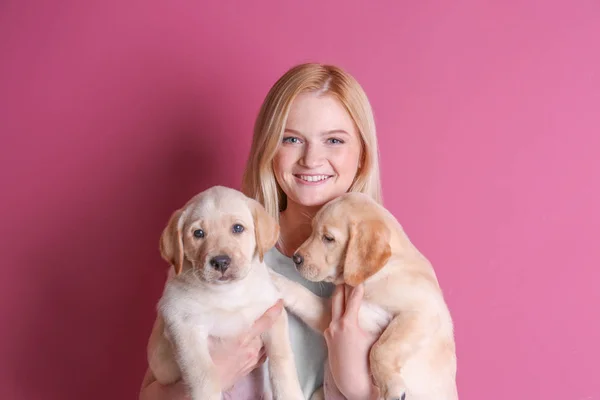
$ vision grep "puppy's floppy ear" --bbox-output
[159,209,184,275]
[249,199,280,262]
[343,219,392,286]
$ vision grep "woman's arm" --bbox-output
[324,284,380,400]
[139,367,190,400]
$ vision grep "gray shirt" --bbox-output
[264,247,335,399]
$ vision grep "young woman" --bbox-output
[140,63,384,400]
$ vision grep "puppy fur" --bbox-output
[147,186,304,400]
[270,192,458,400]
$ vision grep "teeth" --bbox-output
[299,175,329,182]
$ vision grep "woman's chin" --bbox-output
[287,184,352,208]
[290,192,340,209]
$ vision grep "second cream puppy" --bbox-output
[270,192,458,400]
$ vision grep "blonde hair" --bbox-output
[241,63,383,221]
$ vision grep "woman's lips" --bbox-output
[294,174,333,185]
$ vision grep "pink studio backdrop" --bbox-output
[1,1,598,399]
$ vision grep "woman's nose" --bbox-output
[300,143,324,168]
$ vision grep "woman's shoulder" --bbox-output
[264,247,334,298]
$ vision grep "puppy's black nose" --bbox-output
[210,255,231,272]
[292,253,303,267]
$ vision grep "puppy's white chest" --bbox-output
[161,278,279,339]
[358,302,393,335]
[201,304,268,337]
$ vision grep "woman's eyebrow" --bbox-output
[321,129,350,136]
[284,128,350,136]
[283,128,303,135]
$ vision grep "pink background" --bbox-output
[1,1,598,399]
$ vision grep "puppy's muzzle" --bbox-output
[209,255,231,273]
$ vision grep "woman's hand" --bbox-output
[324,284,380,400]
[139,299,284,400]
[209,299,283,390]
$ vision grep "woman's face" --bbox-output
[273,91,362,210]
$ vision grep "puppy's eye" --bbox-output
[193,229,205,238]
[232,224,244,234]
[323,234,335,243]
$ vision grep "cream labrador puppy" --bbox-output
[269,192,458,400]
[147,185,304,400]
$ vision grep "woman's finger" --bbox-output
[246,336,262,355]
[243,299,283,344]
[343,283,364,323]
[249,344,265,363]
[242,349,267,376]
[257,352,267,365]
[257,345,266,359]
[331,284,346,321]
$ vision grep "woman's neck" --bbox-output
[277,200,320,257]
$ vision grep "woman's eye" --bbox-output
[282,137,301,144]
[193,229,205,238]
[327,138,344,144]
[232,224,245,233]
[323,234,335,243]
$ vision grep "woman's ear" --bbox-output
[159,209,184,274]
[343,219,391,286]
[250,199,280,262]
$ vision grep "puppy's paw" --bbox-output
[381,378,406,400]
[268,271,295,303]
[268,269,286,287]
[372,372,406,400]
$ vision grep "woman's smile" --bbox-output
[294,174,334,185]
